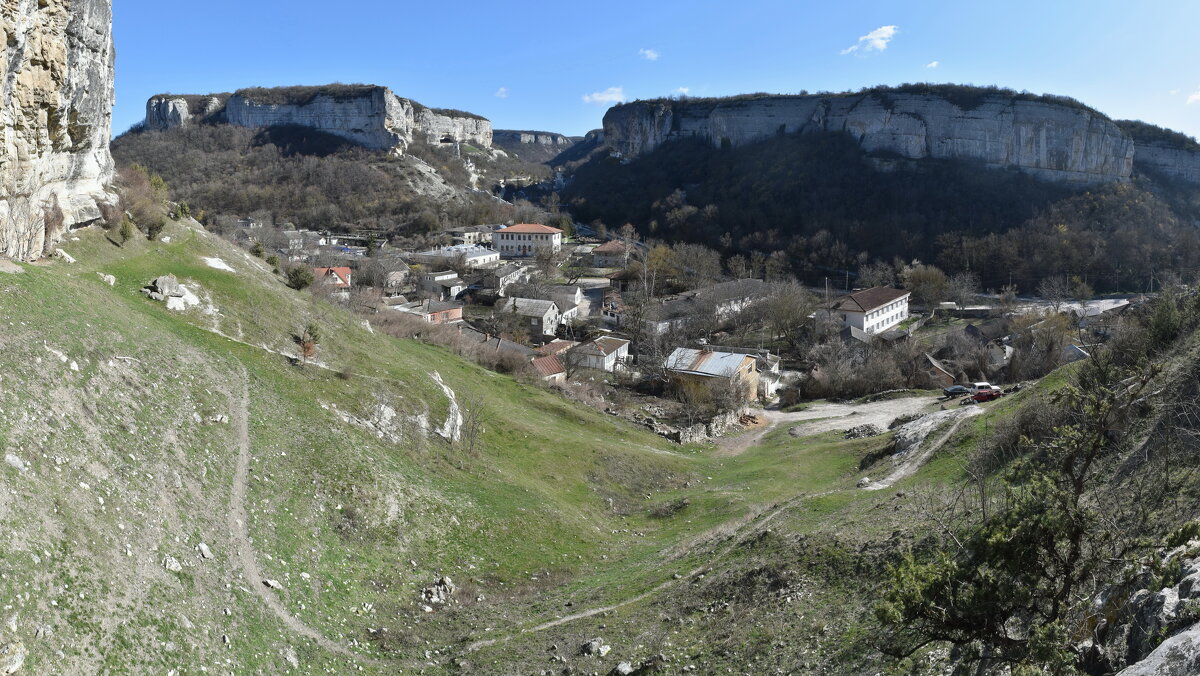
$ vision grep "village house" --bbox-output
[571,336,631,373]
[418,270,467,301]
[695,344,782,399]
[536,340,580,357]
[591,240,628,268]
[614,279,767,334]
[391,299,463,325]
[236,217,263,229]
[498,297,562,337]
[280,229,305,253]
[832,286,911,335]
[384,266,412,297]
[664,347,760,403]
[313,266,352,290]
[456,325,537,359]
[531,355,567,384]
[449,224,501,246]
[494,223,563,257]
[480,263,527,297]
[410,243,501,270]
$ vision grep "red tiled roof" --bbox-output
[531,354,565,378]
[498,223,563,235]
[314,266,352,288]
[832,286,909,313]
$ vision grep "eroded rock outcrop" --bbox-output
[145,85,492,153]
[0,0,115,260]
[604,89,1135,185]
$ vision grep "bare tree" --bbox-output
[1037,276,1071,314]
[858,261,896,288]
[947,271,981,310]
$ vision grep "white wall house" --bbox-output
[418,270,467,301]
[571,336,631,372]
[494,224,563,257]
[833,287,911,335]
[499,297,562,336]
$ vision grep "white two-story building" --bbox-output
[494,224,563,257]
[832,286,911,335]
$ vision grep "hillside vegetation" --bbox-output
[566,130,1200,292]
[111,125,548,236]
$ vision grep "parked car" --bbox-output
[972,387,1005,403]
[943,385,970,398]
[969,382,993,394]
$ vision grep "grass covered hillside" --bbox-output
[0,218,926,673]
[6,217,1200,674]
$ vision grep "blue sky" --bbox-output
[113,0,1200,138]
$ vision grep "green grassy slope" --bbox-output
[0,220,1039,673]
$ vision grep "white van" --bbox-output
[970,382,993,394]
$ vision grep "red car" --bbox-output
[971,386,1005,403]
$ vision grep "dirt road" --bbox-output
[717,395,940,457]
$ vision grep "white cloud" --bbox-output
[1188,90,1200,105]
[926,60,940,69]
[675,87,690,95]
[841,25,898,55]
[1168,89,1180,96]
[639,48,660,61]
[583,86,626,105]
[494,87,508,99]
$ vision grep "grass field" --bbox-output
[0,220,1043,673]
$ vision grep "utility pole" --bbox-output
[845,269,849,291]
[825,277,829,303]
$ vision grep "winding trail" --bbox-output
[464,493,806,653]
[226,366,381,665]
[461,394,974,657]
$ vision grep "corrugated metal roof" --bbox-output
[531,355,565,377]
[664,348,753,378]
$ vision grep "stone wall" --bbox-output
[604,92,1136,185]
[0,0,115,260]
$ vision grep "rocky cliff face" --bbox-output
[494,130,576,147]
[0,0,115,260]
[145,86,492,153]
[604,91,1136,185]
[1132,143,1200,184]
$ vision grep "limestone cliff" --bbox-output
[1116,120,1200,184]
[493,130,577,147]
[604,88,1136,185]
[1,0,115,260]
[145,85,492,153]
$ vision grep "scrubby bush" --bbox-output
[286,266,314,290]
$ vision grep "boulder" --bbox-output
[162,556,182,573]
[581,638,611,657]
[422,576,457,605]
[197,543,213,560]
[263,579,284,590]
[96,273,115,286]
[151,275,184,297]
[1119,622,1200,675]
[0,641,25,674]
[4,455,27,473]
